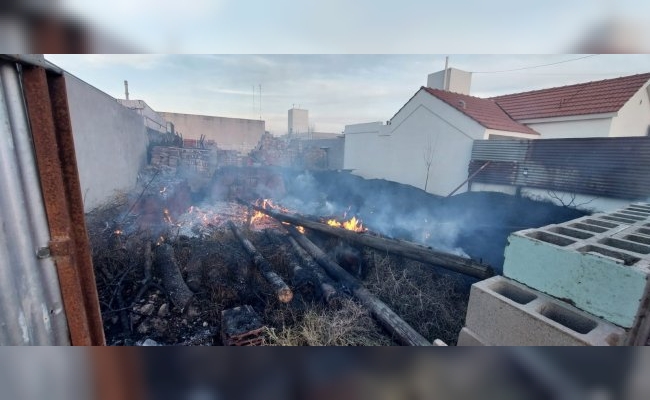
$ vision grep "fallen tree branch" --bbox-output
[243,201,494,280]
[228,221,293,303]
[285,225,432,346]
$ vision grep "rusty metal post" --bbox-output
[21,65,105,345]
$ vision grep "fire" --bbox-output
[255,198,289,213]
[250,210,266,224]
[325,216,365,232]
[343,216,363,231]
[297,226,305,234]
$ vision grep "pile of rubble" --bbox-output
[150,146,217,176]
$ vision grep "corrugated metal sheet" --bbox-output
[471,139,529,162]
[0,61,70,345]
[470,137,650,200]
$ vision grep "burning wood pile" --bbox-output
[88,167,484,346]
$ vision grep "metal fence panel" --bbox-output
[471,137,650,200]
[0,61,70,345]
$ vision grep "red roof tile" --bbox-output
[422,87,539,135]
[491,73,650,120]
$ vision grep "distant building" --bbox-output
[288,108,309,136]
[287,107,340,140]
[159,112,265,154]
[117,99,169,133]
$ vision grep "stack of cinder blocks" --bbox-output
[459,203,650,346]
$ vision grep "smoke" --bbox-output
[117,166,586,274]
[279,170,470,256]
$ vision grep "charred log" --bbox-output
[184,256,203,292]
[245,201,493,280]
[332,241,366,279]
[228,221,294,303]
[284,235,341,306]
[143,240,153,282]
[285,225,431,346]
[153,244,194,311]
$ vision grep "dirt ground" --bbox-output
[88,167,588,346]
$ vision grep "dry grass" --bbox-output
[264,298,393,346]
[364,251,469,345]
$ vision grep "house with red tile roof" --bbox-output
[343,70,650,197]
[492,73,650,139]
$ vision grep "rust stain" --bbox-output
[21,66,105,345]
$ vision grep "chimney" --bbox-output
[124,80,129,100]
[427,68,472,95]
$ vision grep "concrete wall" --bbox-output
[159,112,265,153]
[343,122,390,177]
[344,89,486,196]
[301,137,345,169]
[610,82,650,137]
[64,73,149,212]
[470,182,633,212]
[117,99,168,133]
[524,116,613,139]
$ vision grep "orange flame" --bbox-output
[343,216,363,232]
[325,216,365,232]
[297,226,306,234]
[250,210,266,224]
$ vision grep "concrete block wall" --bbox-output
[64,73,149,212]
[503,203,650,328]
[459,276,625,346]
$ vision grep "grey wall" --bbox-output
[65,73,148,212]
[302,137,345,169]
[159,112,265,153]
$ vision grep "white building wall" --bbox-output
[524,117,613,139]
[483,128,539,140]
[427,68,472,95]
[64,73,149,212]
[288,108,309,135]
[609,83,650,137]
[344,90,486,196]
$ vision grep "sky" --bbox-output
[45,54,650,135]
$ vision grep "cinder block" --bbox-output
[503,206,650,328]
[465,276,625,346]
[457,327,487,346]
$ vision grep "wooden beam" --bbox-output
[246,202,493,280]
[286,225,431,346]
[229,221,293,303]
